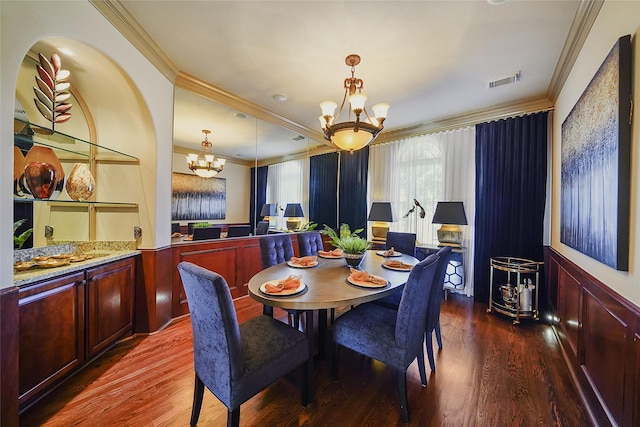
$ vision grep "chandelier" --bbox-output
[319,54,389,152]
[186,129,226,178]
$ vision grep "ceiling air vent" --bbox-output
[487,71,520,89]
[290,135,305,141]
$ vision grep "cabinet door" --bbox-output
[86,258,135,358]
[18,272,85,406]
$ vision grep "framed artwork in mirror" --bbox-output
[171,172,226,220]
[560,34,631,271]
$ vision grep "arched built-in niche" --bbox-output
[14,37,154,249]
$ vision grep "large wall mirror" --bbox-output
[171,86,326,233]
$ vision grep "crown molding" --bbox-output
[89,0,179,82]
[92,0,586,152]
[546,0,604,102]
[175,72,327,146]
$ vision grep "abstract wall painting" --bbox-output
[171,172,226,221]
[560,35,631,271]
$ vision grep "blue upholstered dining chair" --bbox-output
[385,231,417,257]
[259,234,303,327]
[297,231,324,256]
[255,221,269,235]
[332,254,440,424]
[177,262,312,427]
[259,234,295,269]
[374,246,452,379]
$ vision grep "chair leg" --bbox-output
[332,343,339,381]
[435,321,443,349]
[426,330,436,372]
[190,374,205,427]
[227,408,240,427]
[396,369,410,424]
[263,304,273,317]
[417,341,427,387]
[301,358,313,407]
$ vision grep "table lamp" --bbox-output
[367,202,395,242]
[284,203,304,231]
[432,201,467,247]
[260,203,278,227]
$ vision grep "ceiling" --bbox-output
[96,0,589,161]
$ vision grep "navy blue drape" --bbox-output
[474,112,548,304]
[250,165,268,230]
[338,147,369,233]
[309,152,339,229]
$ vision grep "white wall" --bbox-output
[1,1,174,289]
[171,153,251,224]
[552,1,640,306]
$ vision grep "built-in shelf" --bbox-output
[14,118,138,163]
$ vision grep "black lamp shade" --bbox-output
[367,202,395,222]
[284,203,304,217]
[260,203,277,217]
[432,201,467,225]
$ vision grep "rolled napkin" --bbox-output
[349,267,388,286]
[264,275,302,293]
[290,255,317,266]
[383,247,396,257]
[384,260,413,269]
[318,248,343,257]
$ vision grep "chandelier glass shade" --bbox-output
[186,129,226,178]
[319,54,389,152]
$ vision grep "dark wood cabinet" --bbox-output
[18,272,85,406]
[547,248,640,427]
[86,258,135,357]
[17,257,135,411]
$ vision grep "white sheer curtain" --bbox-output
[266,158,310,229]
[369,126,476,296]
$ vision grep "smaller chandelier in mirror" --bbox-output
[186,129,226,178]
[319,54,389,153]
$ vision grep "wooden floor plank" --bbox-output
[20,294,590,426]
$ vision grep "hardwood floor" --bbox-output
[20,294,589,426]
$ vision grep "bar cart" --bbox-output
[486,256,542,324]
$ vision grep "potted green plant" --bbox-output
[14,219,33,250]
[320,223,372,267]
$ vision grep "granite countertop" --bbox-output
[13,241,140,288]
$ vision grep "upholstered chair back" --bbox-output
[177,262,242,407]
[297,231,324,256]
[395,253,439,365]
[259,234,294,269]
[426,246,453,332]
[255,221,269,235]
[385,232,417,257]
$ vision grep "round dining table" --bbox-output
[248,250,418,311]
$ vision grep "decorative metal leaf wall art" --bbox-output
[33,52,72,131]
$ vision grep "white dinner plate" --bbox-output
[376,250,402,257]
[287,260,319,268]
[346,274,389,288]
[259,280,307,296]
[381,262,413,272]
[318,253,343,259]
